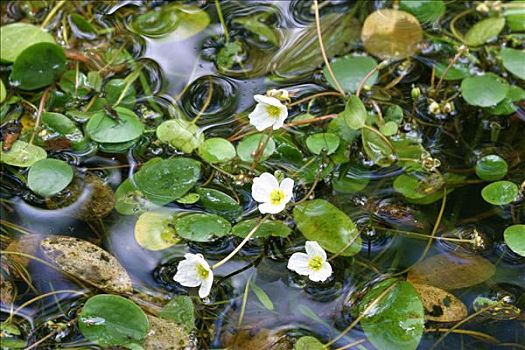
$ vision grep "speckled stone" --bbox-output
[143,315,192,350]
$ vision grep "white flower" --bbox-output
[287,241,332,282]
[251,172,294,214]
[248,95,288,131]
[173,253,213,298]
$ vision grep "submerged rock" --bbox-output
[144,315,193,350]
[5,234,41,268]
[0,268,14,305]
[40,235,132,294]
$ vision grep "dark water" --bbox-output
[1,1,524,349]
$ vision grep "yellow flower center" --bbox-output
[269,189,286,205]
[308,256,323,271]
[196,264,209,279]
[266,105,281,119]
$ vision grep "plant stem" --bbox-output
[313,0,345,95]
[215,0,230,42]
[212,215,268,270]
[41,0,66,28]
[29,87,51,145]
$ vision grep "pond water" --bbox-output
[1,1,524,350]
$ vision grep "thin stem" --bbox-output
[449,9,475,43]
[434,50,463,97]
[212,215,269,270]
[373,226,475,243]
[215,0,230,42]
[324,282,397,348]
[29,87,51,145]
[426,328,498,344]
[362,125,394,151]
[191,77,214,125]
[41,0,66,28]
[313,0,345,95]
[356,65,381,98]
[335,338,367,350]
[288,92,344,107]
[250,128,273,170]
[237,273,253,329]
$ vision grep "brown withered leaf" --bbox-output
[412,283,468,322]
[407,252,496,290]
[361,9,423,60]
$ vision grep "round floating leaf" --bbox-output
[86,107,144,143]
[27,159,73,197]
[504,225,525,257]
[475,155,508,181]
[236,133,276,162]
[175,213,231,242]
[394,172,444,199]
[156,119,204,154]
[434,61,470,81]
[0,23,55,63]
[500,48,525,80]
[412,283,467,323]
[400,0,445,23]
[159,295,195,332]
[341,95,367,130]
[407,253,496,290]
[104,78,136,109]
[362,127,394,167]
[114,178,161,215]
[131,3,210,39]
[358,279,424,350]
[293,199,362,256]
[134,210,179,251]
[464,17,505,47]
[10,43,66,90]
[177,192,200,204]
[198,137,236,163]
[59,70,92,98]
[196,187,242,220]
[361,9,423,60]
[79,294,149,347]
[294,336,324,350]
[0,140,47,167]
[379,121,398,136]
[481,180,519,205]
[486,85,525,115]
[324,55,378,93]
[306,133,340,155]
[505,2,525,32]
[135,158,201,203]
[231,219,292,238]
[42,112,86,150]
[460,73,509,107]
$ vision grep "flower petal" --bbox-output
[258,201,285,214]
[279,178,294,202]
[287,252,310,275]
[309,261,332,282]
[254,94,283,108]
[249,104,275,131]
[271,106,288,130]
[198,270,214,298]
[252,173,279,202]
[305,241,327,261]
[173,259,201,287]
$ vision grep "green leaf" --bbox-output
[481,181,519,205]
[27,159,73,197]
[0,140,47,167]
[327,114,361,143]
[156,119,204,154]
[59,70,92,98]
[104,78,136,109]
[400,0,445,23]
[294,336,324,350]
[159,295,195,332]
[293,199,361,256]
[464,17,505,46]
[175,213,231,242]
[196,187,242,220]
[134,158,201,203]
[361,127,394,167]
[134,210,179,251]
[217,41,245,70]
[505,1,525,31]
[79,294,149,347]
[130,3,210,39]
[86,107,144,143]
[198,137,236,163]
[177,192,200,204]
[68,14,98,40]
[500,48,525,80]
[358,279,424,350]
[251,282,274,310]
[460,73,509,107]
[324,55,378,93]
[341,96,367,130]
[394,172,444,199]
[42,112,86,151]
[0,80,6,103]
[504,225,525,257]
[231,219,292,238]
[486,85,525,115]
[434,61,470,81]
[379,121,398,136]
[233,17,279,46]
[0,23,55,63]
[114,178,161,215]
[10,43,66,90]
[306,133,340,155]
[236,133,276,162]
[475,155,508,181]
